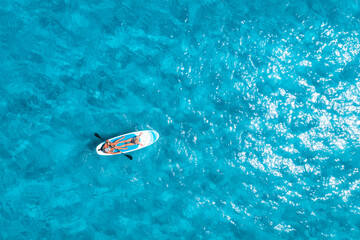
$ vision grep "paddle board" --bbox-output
[96,130,159,156]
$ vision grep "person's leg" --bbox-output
[116,138,133,144]
[118,142,137,148]
[115,145,128,150]
[113,136,126,145]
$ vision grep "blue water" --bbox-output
[1,0,360,239]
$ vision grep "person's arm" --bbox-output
[105,140,113,147]
[107,145,122,154]
[136,133,143,146]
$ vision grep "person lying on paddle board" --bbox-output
[101,133,143,153]
[114,132,143,150]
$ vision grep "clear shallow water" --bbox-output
[1,0,360,238]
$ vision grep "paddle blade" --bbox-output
[125,154,133,160]
[94,133,102,139]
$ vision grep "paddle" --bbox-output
[94,133,133,160]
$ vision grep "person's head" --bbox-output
[102,141,111,153]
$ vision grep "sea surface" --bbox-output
[1,0,360,239]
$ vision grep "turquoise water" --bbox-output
[1,0,360,238]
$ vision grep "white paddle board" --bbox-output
[96,130,159,156]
